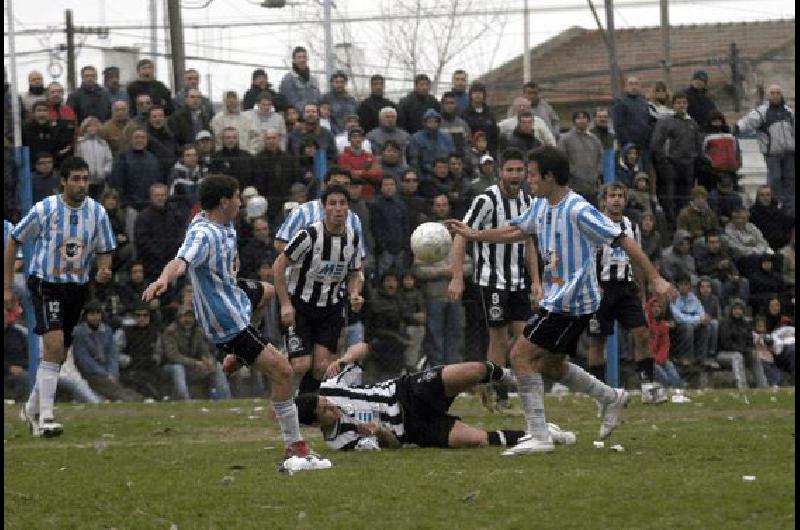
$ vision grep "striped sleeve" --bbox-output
[510,206,537,235]
[349,210,366,258]
[350,230,362,271]
[576,205,621,246]
[11,203,43,244]
[176,228,210,266]
[284,229,313,263]
[94,204,117,253]
[325,424,364,451]
[463,194,493,230]
[275,203,307,242]
[4,220,12,249]
[633,219,642,247]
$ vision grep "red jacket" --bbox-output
[47,101,77,127]
[338,147,383,199]
[646,297,671,365]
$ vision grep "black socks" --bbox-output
[487,430,526,446]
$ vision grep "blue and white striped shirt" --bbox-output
[4,220,11,249]
[11,196,116,285]
[511,192,621,315]
[276,199,366,257]
[177,213,252,344]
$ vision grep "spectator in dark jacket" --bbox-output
[118,302,167,399]
[708,172,743,226]
[253,129,299,221]
[612,76,654,171]
[650,91,702,228]
[146,106,179,179]
[30,152,60,204]
[134,184,187,282]
[168,88,212,147]
[110,127,163,211]
[501,111,541,153]
[210,127,256,189]
[172,68,214,117]
[371,176,410,279]
[413,109,455,179]
[685,70,718,131]
[366,270,409,378]
[639,211,663,264]
[243,69,287,112]
[398,169,428,231]
[239,218,277,280]
[397,74,441,134]
[320,71,358,135]
[287,103,338,164]
[66,65,112,123]
[100,189,134,274]
[118,261,149,315]
[749,185,793,251]
[693,230,749,307]
[357,75,396,134]
[22,101,73,165]
[126,59,174,116]
[461,83,499,156]
[748,256,784,310]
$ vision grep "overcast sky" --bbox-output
[4,0,796,100]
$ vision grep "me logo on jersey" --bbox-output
[318,261,346,278]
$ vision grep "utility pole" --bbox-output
[149,0,158,75]
[323,0,334,91]
[65,10,76,92]
[604,0,621,99]
[167,0,186,93]
[660,0,672,89]
[523,0,531,84]
[730,42,741,112]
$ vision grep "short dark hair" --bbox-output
[672,91,689,103]
[33,151,54,164]
[441,91,456,102]
[382,140,401,152]
[528,147,570,185]
[321,184,350,205]
[148,105,165,115]
[292,46,307,58]
[468,82,486,96]
[448,153,463,161]
[602,182,628,199]
[199,174,239,210]
[705,229,721,239]
[256,91,273,102]
[572,110,590,122]
[500,147,525,166]
[80,65,96,75]
[59,156,90,181]
[523,81,539,90]
[324,166,352,184]
[136,58,154,70]
[433,157,449,166]
[453,69,467,77]
[370,74,385,83]
[295,393,319,425]
[330,70,348,82]
[414,73,430,83]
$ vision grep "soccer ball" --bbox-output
[410,222,453,264]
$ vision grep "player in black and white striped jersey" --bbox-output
[273,185,364,394]
[449,148,538,411]
[295,350,577,451]
[588,183,666,405]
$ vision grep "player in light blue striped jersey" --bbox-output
[142,175,330,469]
[4,157,116,437]
[446,146,676,455]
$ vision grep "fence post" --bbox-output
[602,147,620,388]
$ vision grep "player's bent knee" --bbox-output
[290,355,312,375]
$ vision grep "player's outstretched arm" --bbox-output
[142,258,187,302]
[272,253,295,326]
[324,341,370,379]
[448,234,467,301]
[618,236,678,300]
[444,220,526,243]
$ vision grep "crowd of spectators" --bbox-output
[3,47,795,402]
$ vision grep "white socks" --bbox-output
[273,399,303,446]
[35,361,61,420]
[517,373,549,440]
[561,363,616,404]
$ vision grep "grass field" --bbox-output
[4,388,795,529]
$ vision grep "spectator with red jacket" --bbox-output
[338,127,382,199]
[700,110,740,192]
[647,296,685,389]
[46,82,77,128]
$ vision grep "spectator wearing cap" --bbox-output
[210,91,260,154]
[500,110,542,154]
[611,75,654,172]
[397,74,441,134]
[685,70,718,131]
[335,114,373,155]
[650,91,703,229]
[357,75,396,135]
[168,87,213,148]
[117,302,168,399]
[677,185,719,241]
[102,66,129,106]
[467,130,490,178]
[439,91,472,161]
[557,110,603,206]
[126,59,174,116]
[173,68,214,117]
[210,127,256,188]
[338,127,382,198]
[73,300,144,402]
[377,140,410,186]
[413,109,455,180]
[134,183,188,282]
[367,107,415,165]
[320,71,358,135]
[67,65,112,124]
[162,305,231,400]
[461,82,499,156]
[469,154,497,197]
[100,100,132,157]
[279,46,321,115]
[737,84,795,217]
[243,68,287,112]
[194,129,214,171]
[253,128,300,221]
[245,91,287,152]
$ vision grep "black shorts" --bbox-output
[237,278,265,310]
[591,282,647,336]
[218,325,271,366]
[480,287,532,327]
[395,366,459,448]
[287,299,344,359]
[28,276,89,348]
[523,308,592,357]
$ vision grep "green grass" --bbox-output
[4,388,795,529]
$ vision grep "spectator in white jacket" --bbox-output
[75,116,113,199]
[210,91,261,155]
[244,91,287,152]
[497,96,556,146]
